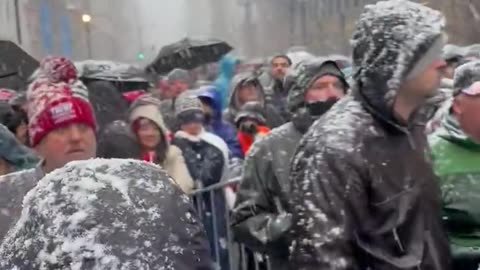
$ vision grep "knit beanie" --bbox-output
[234,101,267,127]
[26,57,96,147]
[26,82,96,147]
[453,60,480,95]
[37,56,78,84]
[175,93,204,125]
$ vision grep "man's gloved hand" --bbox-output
[266,213,293,242]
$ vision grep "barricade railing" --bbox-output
[190,178,272,270]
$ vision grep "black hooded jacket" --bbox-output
[288,1,451,269]
[230,60,347,269]
[223,73,285,129]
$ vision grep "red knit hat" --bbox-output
[27,82,96,146]
[39,56,78,84]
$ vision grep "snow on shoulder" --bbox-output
[0,158,212,270]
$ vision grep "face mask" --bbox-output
[306,97,339,117]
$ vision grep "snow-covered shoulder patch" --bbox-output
[0,158,210,269]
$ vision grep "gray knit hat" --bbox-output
[234,101,267,127]
[453,60,480,96]
[175,93,204,124]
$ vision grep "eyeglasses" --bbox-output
[461,81,480,96]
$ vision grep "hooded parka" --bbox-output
[230,60,347,270]
[288,1,451,269]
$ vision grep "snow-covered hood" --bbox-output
[351,0,445,124]
[228,73,266,113]
[286,59,346,113]
[128,95,170,148]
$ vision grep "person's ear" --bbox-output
[452,96,463,116]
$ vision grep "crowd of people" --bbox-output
[0,0,480,269]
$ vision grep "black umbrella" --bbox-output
[147,37,233,74]
[0,40,39,90]
[75,60,148,83]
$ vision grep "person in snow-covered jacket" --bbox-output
[0,123,38,176]
[429,61,480,269]
[223,73,285,129]
[0,159,213,270]
[231,59,348,270]
[0,58,98,242]
[159,68,191,131]
[196,85,244,159]
[288,1,451,269]
[171,93,231,270]
[128,94,194,194]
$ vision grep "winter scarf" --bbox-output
[237,126,270,155]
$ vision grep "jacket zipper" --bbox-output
[393,228,405,253]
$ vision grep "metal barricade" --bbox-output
[191,178,272,270]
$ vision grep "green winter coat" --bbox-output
[429,111,480,260]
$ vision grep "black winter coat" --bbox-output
[288,92,451,270]
[172,132,231,270]
[288,3,451,268]
[172,133,225,188]
[231,121,303,270]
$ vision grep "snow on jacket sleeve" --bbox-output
[231,139,291,257]
[288,145,367,270]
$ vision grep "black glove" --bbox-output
[266,213,293,242]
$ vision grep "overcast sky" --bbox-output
[136,0,189,60]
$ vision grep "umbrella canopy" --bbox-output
[84,80,130,131]
[75,60,149,83]
[287,50,316,68]
[0,40,39,90]
[147,37,233,74]
[327,54,352,69]
[0,159,213,269]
